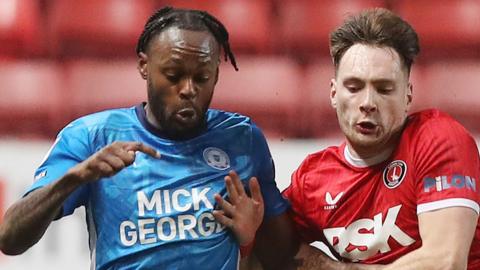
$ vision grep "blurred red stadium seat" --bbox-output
[47,0,155,58]
[396,0,480,58]
[0,0,44,58]
[211,56,304,137]
[421,61,480,133]
[277,0,385,57]
[65,60,147,118]
[0,61,63,137]
[303,60,339,137]
[407,65,428,114]
[159,0,273,53]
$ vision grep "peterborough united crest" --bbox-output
[383,160,407,189]
[203,147,230,170]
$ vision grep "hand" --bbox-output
[212,170,264,246]
[68,141,160,183]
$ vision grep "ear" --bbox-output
[137,52,148,80]
[330,78,337,109]
[406,82,413,111]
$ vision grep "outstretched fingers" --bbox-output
[229,171,246,197]
[213,194,235,228]
[214,193,235,215]
[248,177,263,206]
[225,175,239,204]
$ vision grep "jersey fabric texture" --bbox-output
[27,104,289,270]
[283,109,480,269]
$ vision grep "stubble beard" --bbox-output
[146,80,208,140]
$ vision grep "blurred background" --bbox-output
[0,0,479,269]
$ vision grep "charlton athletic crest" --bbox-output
[383,160,407,189]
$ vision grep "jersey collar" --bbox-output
[343,144,392,168]
[135,103,172,139]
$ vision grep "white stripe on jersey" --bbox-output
[417,198,480,215]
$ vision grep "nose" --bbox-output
[179,78,196,99]
[359,88,377,113]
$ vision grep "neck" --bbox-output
[345,143,395,167]
[346,142,395,160]
[144,103,162,130]
[345,130,403,167]
[143,103,207,141]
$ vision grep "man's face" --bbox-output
[138,27,220,140]
[331,44,412,157]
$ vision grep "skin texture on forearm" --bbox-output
[0,172,83,255]
[294,244,381,270]
[254,213,300,270]
[0,141,159,255]
[380,207,476,270]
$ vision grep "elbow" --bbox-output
[0,239,28,256]
[445,258,467,270]
[0,224,27,256]
[0,246,26,256]
[435,254,468,270]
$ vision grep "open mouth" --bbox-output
[177,108,195,118]
[174,107,198,124]
[356,121,377,134]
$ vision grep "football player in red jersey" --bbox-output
[252,7,480,270]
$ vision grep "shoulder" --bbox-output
[294,145,343,182]
[404,109,475,145]
[206,109,253,129]
[402,109,479,173]
[406,109,471,136]
[206,109,270,141]
[283,145,341,202]
[64,106,138,133]
[289,145,344,192]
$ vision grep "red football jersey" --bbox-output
[283,109,480,268]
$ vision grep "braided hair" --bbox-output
[136,6,238,71]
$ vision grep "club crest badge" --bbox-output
[203,147,230,170]
[383,160,407,189]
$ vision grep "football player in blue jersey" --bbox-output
[0,7,290,270]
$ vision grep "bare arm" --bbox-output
[0,173,83,255]
[253,214,374,270]
[293,244,378,270]
[294,207,477,270]
[255,212,300,270]
[381,207,477,270]
[0,141,159,255]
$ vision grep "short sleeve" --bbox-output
[282,158,317,243]
[414,115,480,215]
[251,124,289,218]
[26,121,92,217]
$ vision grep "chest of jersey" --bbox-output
[306,157,420,263]
[89,126,254,250]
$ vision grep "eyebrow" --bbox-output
[343,76,395,85]
[169,55,213,65]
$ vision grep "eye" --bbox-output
[346,85,361,92]
[164,72,181,83]
[194,74,210,83]
[377,86,394,94]
[343,80,364,93]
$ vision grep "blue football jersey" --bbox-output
[27,104,289,270]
